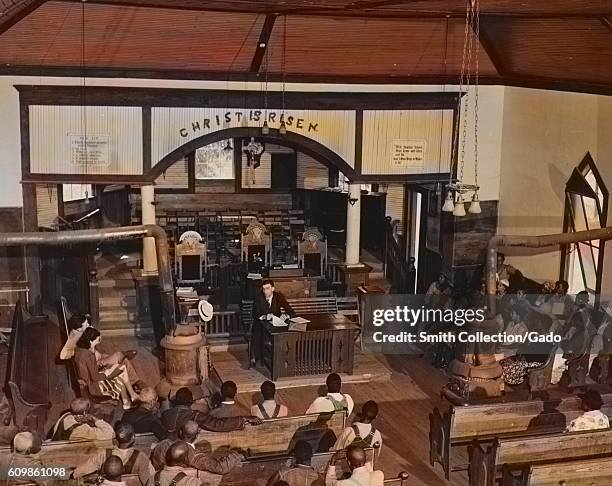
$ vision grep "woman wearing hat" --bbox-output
[566,390,609,432]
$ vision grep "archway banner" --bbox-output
[151,107,356,169]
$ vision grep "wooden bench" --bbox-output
[429,393,612,479]
[1,411,346,471]
[6,302,53,437]
[469,428,612,486]
[135,410,347,456]
[503,456,612,486]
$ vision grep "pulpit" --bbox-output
[298,228,327,277]
[241,222,271,273]
[175,231,207,284]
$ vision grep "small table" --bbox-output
[261,314,359,380]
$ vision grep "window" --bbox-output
[62,184,92,202]
[195,140,234,179]
[562,153,608,300]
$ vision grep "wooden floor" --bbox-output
[1,331,466,485]
[212,347,392,393]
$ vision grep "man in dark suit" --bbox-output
[251,279,296,367]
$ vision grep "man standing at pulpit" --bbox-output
[251,279,296,367]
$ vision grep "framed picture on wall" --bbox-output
[195,140,234,179]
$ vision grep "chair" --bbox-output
[241,222,271,273]
[298,228,328,277]
[175,230,207,284]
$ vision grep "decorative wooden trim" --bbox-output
[250,14,277,73]
[56,184,64,218]
[148,127,358,182]
[187,151,196,193]
[351,172,452,184]
[20,103,31,178]
[15,84,460,110]
[234,138,243,192]
[601,16,612,34]
[142,106,152,171]
[9,71,612,96]
[22,173,151,185]
[354,110,363,175]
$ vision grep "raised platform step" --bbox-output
[212,348,392,393]
[98,278,135,289]
[99,309,136,321]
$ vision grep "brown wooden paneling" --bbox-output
[133,192,293,211]
[0,1,262,71]
[265,16,498,77]
[195,179,236,193]
[481,17,612,84]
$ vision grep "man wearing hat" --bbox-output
[566,390,609,432]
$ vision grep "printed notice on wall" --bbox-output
[390,139,426,168]
[69,134,110,166]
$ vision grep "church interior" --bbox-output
[1,0,612,485]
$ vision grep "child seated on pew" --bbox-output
[305,374,354,416]
[251,381,288,419]
[332,401,382,454]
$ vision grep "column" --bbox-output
[141,185,158,274]
[345,183,361,265]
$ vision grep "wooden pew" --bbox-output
[6,302,53,438]
[2,411,346,472]
[429,393,612,479]
[469,428,612,486]
[136,410,347,455]
[502,456,612,486]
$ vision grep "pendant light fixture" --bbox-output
[443,0,482,216]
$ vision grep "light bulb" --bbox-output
[468,192,482,214]
[442,191,455,212]
[279,121,287,135]
[453,195,466,217]
[262,121,270,135]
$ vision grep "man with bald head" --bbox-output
[324,445,384,485]
[0,431,51,485]
[152,420,242,475]
[51,397,114,441]
[74,422,154,485]
[121,386,164,437]
[99,455,126,486]
[147,442,201,486]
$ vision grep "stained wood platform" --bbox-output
[211,347,392,393]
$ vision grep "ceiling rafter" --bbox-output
[0,0,45,36]
[250,13,276,73]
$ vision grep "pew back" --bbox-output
[7,302,53,437]
[138,410,347,455]
[524,456,612,486]
[495,428,612,467]
[430,394,612,479]
[470,428,612,486]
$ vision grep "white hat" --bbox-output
[198,300,214,322]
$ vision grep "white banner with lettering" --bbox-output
[151,107,356,168]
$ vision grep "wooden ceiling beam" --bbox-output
[250,13,276,73]
[0,0,46,36]
[474,19,508,78]
[55,0,612,20]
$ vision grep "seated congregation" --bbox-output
[0,370,400,486]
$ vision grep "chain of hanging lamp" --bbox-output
[442,0,482,216]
